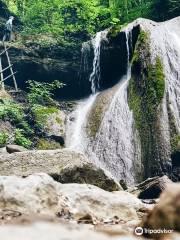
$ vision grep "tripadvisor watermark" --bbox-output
[134,227,174,236]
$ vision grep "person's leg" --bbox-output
[2,31,7,43]
[7,31,10,41]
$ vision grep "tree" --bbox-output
[2,0,179,42]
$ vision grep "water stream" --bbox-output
[66,31,107,150]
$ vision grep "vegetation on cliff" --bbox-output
[128,30,166,178]
[0,80,65,149]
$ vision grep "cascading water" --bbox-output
[66,28,141,184]
[66,17,180,184]
[66,31,108,150]
[66,94,97,151]
[86,29,142,185]
[89,31,103,94]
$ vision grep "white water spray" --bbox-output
[89,31,108,94]
[66,31,107,150]
[66,94,97,151]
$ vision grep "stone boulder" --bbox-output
[58,183,148,224]
[142,183,180,238]
[0,149,120,191]
[0,173,149,226]
[45,110,66,137]
[0,174,62,216]
[135,175,173,199]
[6,144,27,154]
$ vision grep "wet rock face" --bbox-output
[0,43,82,100]
[79,25,140,97]
[99,25,140,91]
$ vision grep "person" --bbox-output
[3,16,14,43]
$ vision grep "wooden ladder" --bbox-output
[0,44,18,92]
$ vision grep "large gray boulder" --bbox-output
[0,173,149,226]
[0,149,120,191]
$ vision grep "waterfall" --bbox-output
[86,30,141,185]
[66,28,141,184]
[66,31,107,150]
[88,72,141,184]
[66,17,180,184]
[66,94,97,151]
[90,32,103,93]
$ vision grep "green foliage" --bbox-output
[0,99,33,133]
[0,132,8,147]
[3,0,179,43]
[14,129,32,148]
[0,99,24,124]
[0,99,34,148]
[27,80,64,106]
[32,105,58,129]
[37,138,61,150]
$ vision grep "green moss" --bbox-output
[171,135,180,153]
[129,30,165,127]
[138,30,149,43]
[108,25,123,38]
[128,29,165,178]
[147,57,165,104]
[56,116,63,125]
[128,79,141,130]
[87,90,113,138]
[88,101,104,138]
[37,138,61,150]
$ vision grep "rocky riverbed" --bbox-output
[0,170,179,239]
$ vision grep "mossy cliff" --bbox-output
[128,30,170,179]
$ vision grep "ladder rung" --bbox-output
[0,46,11,56]
[0,64,13,74]
[2,71,17,82]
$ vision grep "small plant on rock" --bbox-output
[14,129,32,148]
[0,132,8,147]
[27,80,65,106]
